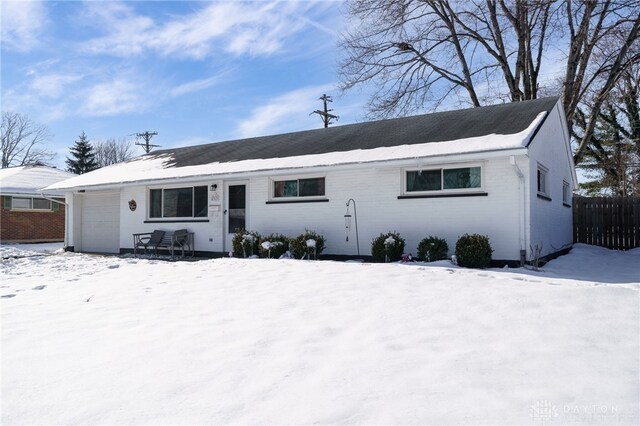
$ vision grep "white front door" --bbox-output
[224,181,248,253]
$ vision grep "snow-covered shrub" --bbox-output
[290,230,326,259]
[371,231,405,262]
[279,251,294,259]
[455,234,493,268]
[232,229,261,258]
[258,234,290,259]
[417,236,449,262]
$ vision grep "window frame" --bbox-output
[403,163,484,195]
[562,180,571,207]
[147,185,209,220]
[8,196,53,211]
[270,176,327,201]
[537,164,550,199]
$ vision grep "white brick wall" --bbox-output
[117,182,225,253]
[67,156,528,260]
[67,107,574,262]
[247,157,523,260]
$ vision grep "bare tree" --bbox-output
[339,0,558,116]
[340,0,640,165]
[1,111,55,168]
[93,137,135,167]
[563,1,640,163]
[578,62,640,196]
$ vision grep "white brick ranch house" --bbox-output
[44,97,576,264]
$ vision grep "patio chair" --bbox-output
[133,230,165,256]
[155,229,194,259]
[169,229,193,258]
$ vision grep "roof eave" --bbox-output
[524,97,561,147]
[50,146,529,192]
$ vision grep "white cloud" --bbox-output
[79,1,332,59]
[3,67,152,120]
[1,1,48,52]
[24,58,60,76]
[7,62,230,120]
[297,15,339,38]
[78,2,155,57]
[169,74,226,98]
[81,78,149,117]
[236,84,337,138]
[30,74,83,98]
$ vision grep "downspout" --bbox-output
[509,156,527,266]
[40,193,70,250]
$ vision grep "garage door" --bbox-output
[80,192,120,253]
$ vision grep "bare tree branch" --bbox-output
[1,111,55,168]
[340,0,640,166]
[93,137,135,168]
[573,12,640,163]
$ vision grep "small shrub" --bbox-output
[290,229,326,259]
[232,229,261,258]
[529,243,544,271]
[259,233,290,259]
[371,231,405,262]
[417,236,449,262]
[455,234,493,268]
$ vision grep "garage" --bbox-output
[80,191,120,253]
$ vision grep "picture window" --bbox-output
[406,167,481,192]
[149,186,208,218]
[273,177,325,198]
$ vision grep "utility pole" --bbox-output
[310,94,339,128]
[135,131,160,153]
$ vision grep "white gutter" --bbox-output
[509,155,527,265]
[1,191,66,197]
[40,193,70,249]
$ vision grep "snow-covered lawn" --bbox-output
[1,244,638,425]
[1,241,63,255]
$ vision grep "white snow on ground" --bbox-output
[1,242,64,257]
[1,244,638,425]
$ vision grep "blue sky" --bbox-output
[2,0,366,169]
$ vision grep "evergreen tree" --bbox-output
[66,132,98,174]
[578,71,640,196]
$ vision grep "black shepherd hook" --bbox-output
[345,198,360,256]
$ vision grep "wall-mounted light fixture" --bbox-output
[210,184,218,191]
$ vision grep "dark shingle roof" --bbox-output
[151,97,558,168]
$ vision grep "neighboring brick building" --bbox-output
[1,165,75,243]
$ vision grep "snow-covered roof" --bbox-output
[1,165,76,196]
[46,97,559,191]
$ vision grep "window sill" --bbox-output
[144,219,210,223]
[563,202,572,208]
[537,193,552,202]
[10,209,54,213]
[398,192,488,199]
[266,198,329,204]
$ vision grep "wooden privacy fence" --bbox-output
[573,196,640,250]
